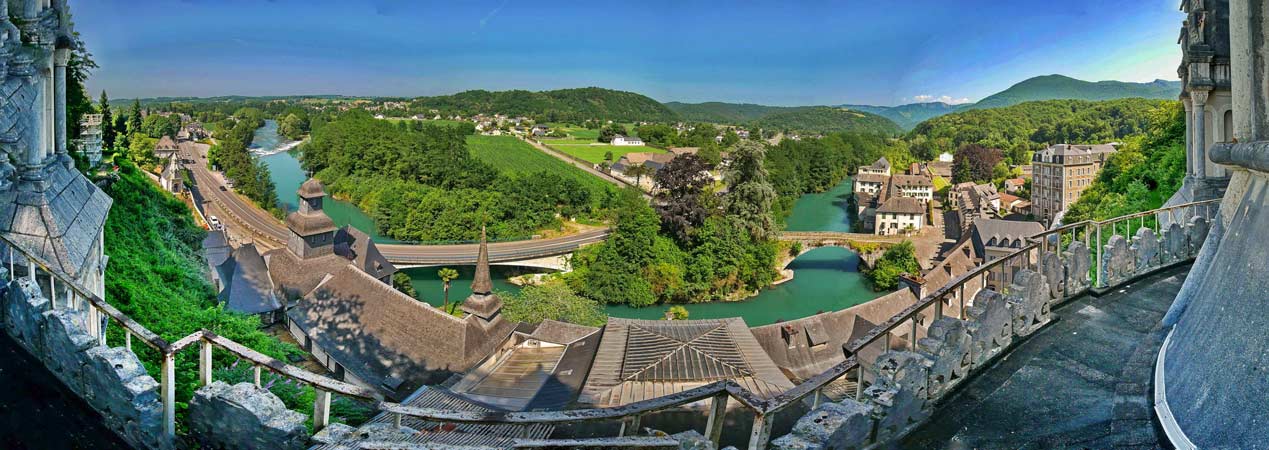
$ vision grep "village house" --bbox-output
[875,196,926,236]
[1031,143,1117,224]
[970,218,1044,286]
[891,174,934,202]
[611,152,675,174]
[858,156,892,176]
[611,135,644,146]
[153,135,179,160]
[1003,177,1026,193]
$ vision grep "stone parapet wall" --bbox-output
[1,275,167,449]
[187,381,309,450]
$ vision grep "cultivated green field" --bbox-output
[466,135,612,194]
[382,117,470,128]
[545,144,665,164]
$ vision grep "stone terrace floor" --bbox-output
[0,332,132,449]
[902,264,1189,449]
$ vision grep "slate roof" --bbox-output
[285,210,337,237]
[264,249,354,299]
[0,163,112,280]
[216,244,281,315]
[299,178,326,199]
[927,161,953,178]
[878,196,925,215]
[334,227,396,281]
[287,264,515,400]
[869,156,891,171]
[462,229,503,320]
[971,218,1044,255]
[579,318,794,407]
[202,230,232,287]
[154,135,179,153]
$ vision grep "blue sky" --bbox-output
[73,0,1184,106]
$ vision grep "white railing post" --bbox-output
[253,365,262,388]
[748,413,773,450]
[199,339,213,386]
[705,392,728,445]
[124,330,131,352]
[161,353,176,440]
[313,389,332,431]
[1095,223,1103,288]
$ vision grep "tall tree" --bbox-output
[127,99,143,135]
[724,141,777,240]
[99,91,115,150]
[652,154,711,242]
[952,144,1003,184]
[437,267,459,313]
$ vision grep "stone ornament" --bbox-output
[965,288,1013,367]
[864,351,932,443]
[772,400,874,450]
[1187,216,1210,257]
[1007,269,1051,337]
[1101,235,1135,286]
[918,317,972,400]
[1039,251,1065,301]
[1131,228,1161,272]
[1063,241,1091,291]
[1162,222,1188,264]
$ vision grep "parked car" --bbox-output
[208,215,223,230]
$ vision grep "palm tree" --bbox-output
[438,267,459,313]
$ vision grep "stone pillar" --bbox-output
[1192,90,1209,179]
[1229,0,1269,142]
[1183,98,1194,176]
[43,55,55,163]
[53,47,69,167]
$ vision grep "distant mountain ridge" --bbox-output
[960,75,1181,111]
[412,87,679,123]
[839,102,960,130]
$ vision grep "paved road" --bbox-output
[901,265,1187,449]
[178,143,610,265]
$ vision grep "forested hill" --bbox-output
[751,106,902,135]
[908,97,1174,165]
[841,102,960,130]
[663,101,795,123]
[960,75,1181,111]
[411,87,678,123]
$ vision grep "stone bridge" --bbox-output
[778,231,909,248]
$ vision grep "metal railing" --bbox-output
[0,198,1219,449]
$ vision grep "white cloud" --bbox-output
[907,94,973,105]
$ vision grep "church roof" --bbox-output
[335,227,396,281]
[287,265,515,400]
[462,228,503,321]
[0,163,113,281]
[579,317,794,407]
[285,210,338,237]
[299,178,326,199]
[154,135,179,151]
[216,243,280,315]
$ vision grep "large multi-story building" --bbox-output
[1030,143,1117,224]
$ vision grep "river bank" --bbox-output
[249,119,882,325]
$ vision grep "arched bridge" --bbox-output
[778,231,910,247]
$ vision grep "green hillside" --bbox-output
[752,106,902,135]
[842,102,960,130]
[961,75,1181,111]
[412,87,678,123]
[909,97,1173,164]
[663,101,798,123]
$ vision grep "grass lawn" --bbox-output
[466,135,612,195]
[547,143,665,164]
[382,117,470,128]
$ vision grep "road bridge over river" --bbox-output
[179,143,609,268]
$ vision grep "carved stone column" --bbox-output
[1183,97,1194,176]
[53,47,69,167]
[1192,89,1209,179]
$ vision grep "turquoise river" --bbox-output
[255,122,882,325]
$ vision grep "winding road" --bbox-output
[178,142,609,266]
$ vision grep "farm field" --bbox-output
[466,135,612,195]
[544,143,665,164]
[381,117,471,128]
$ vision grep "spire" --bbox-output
[471,225,492,294]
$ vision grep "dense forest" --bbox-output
[908,98,1172,166]
[103,160,369,427]
[408,87,679,123]
[301,110,607,241]
[1064,102,1187,222]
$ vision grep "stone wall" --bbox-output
[0,274,167,449]
[187,381,308,450]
